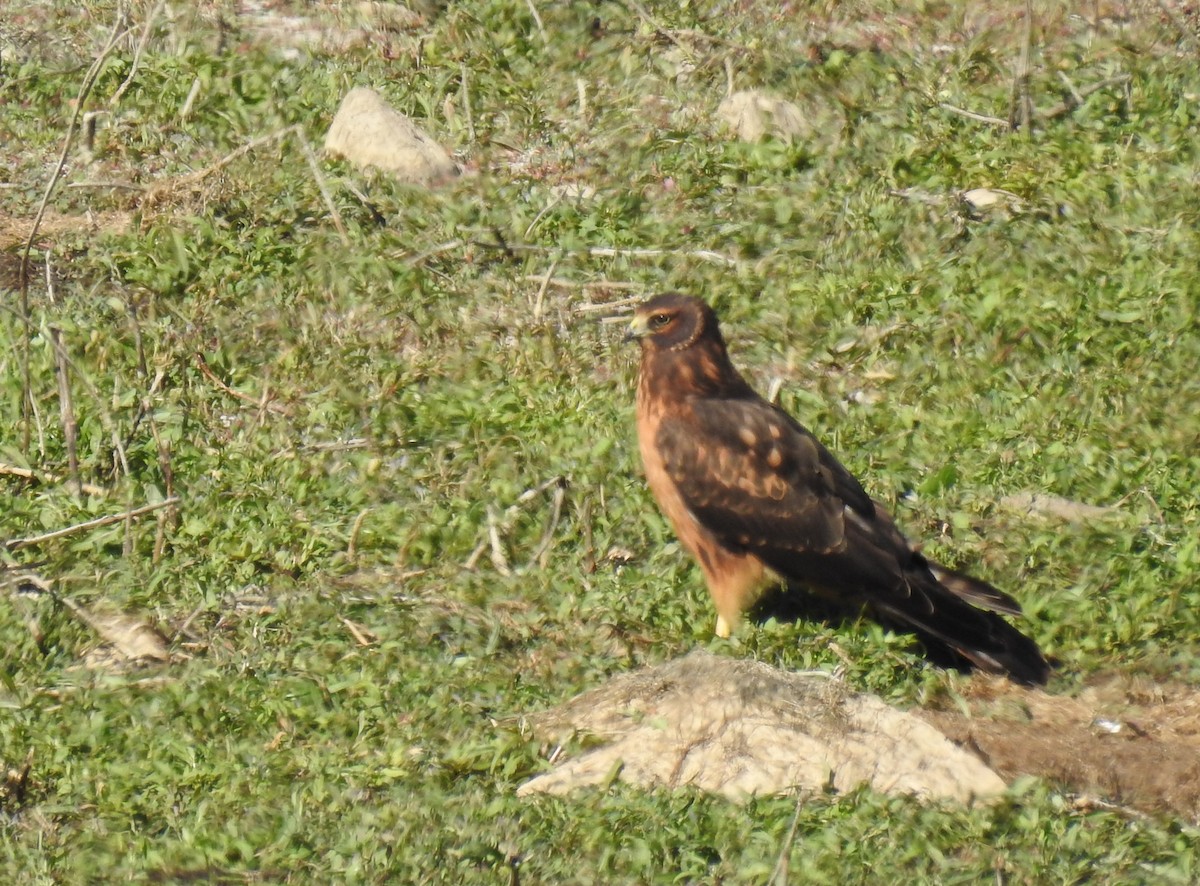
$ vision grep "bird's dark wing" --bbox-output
[654,394,908,594]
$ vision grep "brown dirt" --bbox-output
[921,673,1200,821]
[0,210,133,252]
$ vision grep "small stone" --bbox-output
[324,87,459,185]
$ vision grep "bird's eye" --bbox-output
[650,313,672,329]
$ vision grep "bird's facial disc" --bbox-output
[628,308,679,340]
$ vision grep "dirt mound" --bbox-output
[922,674,1200,821]
[521,653,1200,820]
[520,651,1004,804]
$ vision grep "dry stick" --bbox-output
[193,353,292,416]
[465,477,567,572]
[524,0,547,41]
[939,103,1008,127]
[471,239,740,267]
[523,192,563,238]
[527,478,567,570]
[146,126,293,199]
[347,508,371,563]
[43,254,81,495]
[579,495,595,573]
[294,127,349,245]
[405,239,464,267]
[768,793,806,886]
[172,601,207,643]
[767,377,784,406]
[110,0,166,107]
[1040,74,1132,121]
[6,498,180,551]
[464,540,488,571]
[1057,70,1085,107]
[127,294,179,562]
[486,506,512,576]
[339,616,376,647]
[147,381,176,564]
[1156,0,1200,52]
[1009,0,1034,132]
[943,73,1132,130]
[17,13,136,450]
[0,462,106,497]
[48,329,81,495]
[459,64,476,144]
[624,0,686,52]
[65,181,147,191]
[571,293,645,313]
[180,76,202,120]
[587,245,740,266]
[532,255,562,322]
[520,277,640,293]
[43,262,132,485]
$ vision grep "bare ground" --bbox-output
[922,673,1200,821]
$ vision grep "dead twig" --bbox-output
[943,73,1132,130]
[531,255,562,323]
[1040,74,1132,121]
[1009,0,1035,132]
[768,793,806,886]
[465,478,569,574]
[339,616,377,647]
[18,9,134,452]
[0,463,106,497]
[295,128,349,245]
[1155,0,1200,53]
[5,497,180,551]
[470,239,740,268]
[193,353,292,416]
[65,181,147,191]
[519,277,639,293]
[572,293,645,313]
[939,103,1009,128]
[347,508,371,563]
[180,76,202,119]
[405,239,464,267]
[44,254,81,495]
[110,0,166,107]
[145,123,349,246]
[524,0,547,42]
[624,0,687,53]
[40,331,73,480]
[527,477,568,569]
[486,506,512,576]
[146,126,292,199]
[459,63,476,144]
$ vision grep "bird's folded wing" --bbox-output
[654,397,870,557]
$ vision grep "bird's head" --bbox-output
[627,293,720,352]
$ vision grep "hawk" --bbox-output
[628,292,1050,685]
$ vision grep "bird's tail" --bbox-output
[875,567,1050,686]
[927,562,1022,616]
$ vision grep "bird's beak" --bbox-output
[625,313,650,342]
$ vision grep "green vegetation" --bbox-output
[2,0,1198,881]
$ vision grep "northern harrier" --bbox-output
[628,292,1050,684]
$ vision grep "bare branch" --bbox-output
[6,498,180,551]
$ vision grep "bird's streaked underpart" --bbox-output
[628,292,1050,685]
